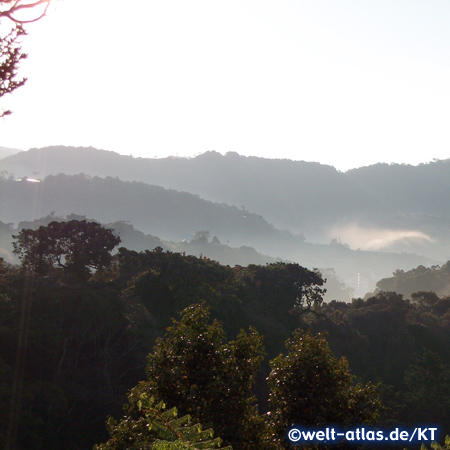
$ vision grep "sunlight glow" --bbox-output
[1,0,450,170]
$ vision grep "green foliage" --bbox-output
[322,291,416,387]
[5,242,450,450]
[267,330,384,448]
[0,263,141,450]
[141,302,268,450]
[241,263,325,316]
[117,247,242,334]
[94,393,231,450]
[12,220,121,278]
[1,246,331,449]
[411,291,440,310]
[402,349,450,425]
[410,435,450,450]
[292,278,326,315]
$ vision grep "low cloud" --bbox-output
[0,247,14,262]
[328,224,434,251]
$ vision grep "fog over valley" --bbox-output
[1,145,447,298]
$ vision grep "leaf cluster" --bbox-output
[94,394,231,450]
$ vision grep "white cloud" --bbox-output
[328,223,434,251]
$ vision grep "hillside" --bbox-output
[375,261,450,299]
[1,241,450,450]
[0,146,370,236]
[2,146,449,262]
[0,145,22,160]
[0,174,290,249]
[0,173,434,295]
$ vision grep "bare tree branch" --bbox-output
[0,0,50,24]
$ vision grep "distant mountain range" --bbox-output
[0,146,22,160]
[3,146,450,245]
[1,145,447,296]
[0,146,363,236]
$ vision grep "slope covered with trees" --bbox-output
[1,221,450,449]
[0,146,373,235]
[0,173,290,249]
[2,146,450,261]
[0,172,435,296]
[376,262,450,299]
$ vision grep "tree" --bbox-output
[291,277,326,317]
[94,394,231,450]
[138,302,268,450]
[0,254,148,450]
[244,263,325,318]
[411,291,440,311]
[12,220,121,278]
[402,349,450,427]
[1,0,50,116]
[267,330,384,448]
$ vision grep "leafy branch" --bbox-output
[95,394,232,450]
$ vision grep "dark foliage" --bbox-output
[1,230,450,449]
[267,330,383,449]
[0,23,26,117]
[377,263,450,299]
[12,220,121,278]
[141,302,267,450]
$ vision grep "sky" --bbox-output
[1,0,450,171]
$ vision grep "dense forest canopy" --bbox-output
[1,221,450,449]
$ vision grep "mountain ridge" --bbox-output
[2,146,449,249]
[0,169,436,295]
[0,146,374,236]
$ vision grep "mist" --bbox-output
[327,223,435,252]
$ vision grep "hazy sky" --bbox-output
[1,0,450,171]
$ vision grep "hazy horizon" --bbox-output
[1,1,450,171]
[1,144,447,173]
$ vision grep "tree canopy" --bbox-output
[4,242,450,450]
[267,330,384,448]
[137,302,268,450]
[12,220,121,278]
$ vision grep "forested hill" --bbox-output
[2,234,450,450]
[0,146,374,235]
[375,262,450,299]
[0,173,434,294]
[0,174,289,249]
[346,160,450,216]
[3,146,450,232]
